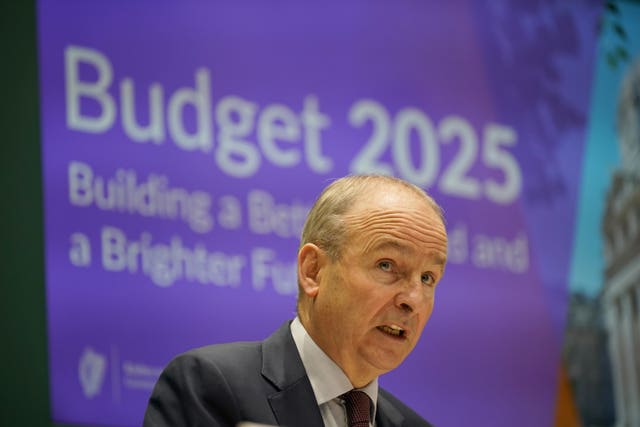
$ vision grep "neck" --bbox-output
[298,311,380,388]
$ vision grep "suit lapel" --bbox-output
[376,391,405,427]
[268,377,324,427]
[261,321,324,427]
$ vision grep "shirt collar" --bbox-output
[290,317,378,415]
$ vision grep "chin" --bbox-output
[366,354,406,373]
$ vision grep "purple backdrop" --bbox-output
[37,1,601,426]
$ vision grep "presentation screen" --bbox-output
[37,1,600,426]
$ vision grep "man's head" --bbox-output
[296,175,448,387]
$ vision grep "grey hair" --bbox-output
[299,175,444,261]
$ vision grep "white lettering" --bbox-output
[69,161,213,233]
[247,189,309,238]
[100,226,246,288]
[65,45,116,133]
[102,226,127,272]
[217,195,242,230]
[301,95,332,173]
[68,160,93,205]
[216,96,260,177]
[250,247,297,295]
[167,68,213,152]
[258,104,301,167]
[472,232,529,273]
[69,232,91,267]
[120,78,165,143]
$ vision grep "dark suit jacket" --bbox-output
[144,321,433,427]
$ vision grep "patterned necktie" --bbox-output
[341,390,371,427]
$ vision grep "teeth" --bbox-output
[378,325,405,337]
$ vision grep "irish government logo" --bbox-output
[78,347,107,398]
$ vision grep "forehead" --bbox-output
[365,237,447,265]
[341,190,448,260]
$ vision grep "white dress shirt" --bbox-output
[290,317,378,427]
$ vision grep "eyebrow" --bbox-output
[367,238,447,266]
[430,252,447,266]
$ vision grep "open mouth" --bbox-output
[377,325,406,338]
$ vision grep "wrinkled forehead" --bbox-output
[362,234,448,269]
[345,186,444,227]
[342,195,448,258]
[344,206,447,240]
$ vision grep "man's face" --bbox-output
[302,189,448,386]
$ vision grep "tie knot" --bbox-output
[341,390,371,427]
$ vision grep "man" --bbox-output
[144,175,448,427]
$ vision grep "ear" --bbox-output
[297,243,324,298]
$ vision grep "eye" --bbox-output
[421,273,436,287]
[378,261,393,272]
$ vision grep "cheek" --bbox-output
[424,299,435,318]
[420,312,431,329]
[414,296,434,323]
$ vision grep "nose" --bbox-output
[399,302,413,313]
[394,277,429,313]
